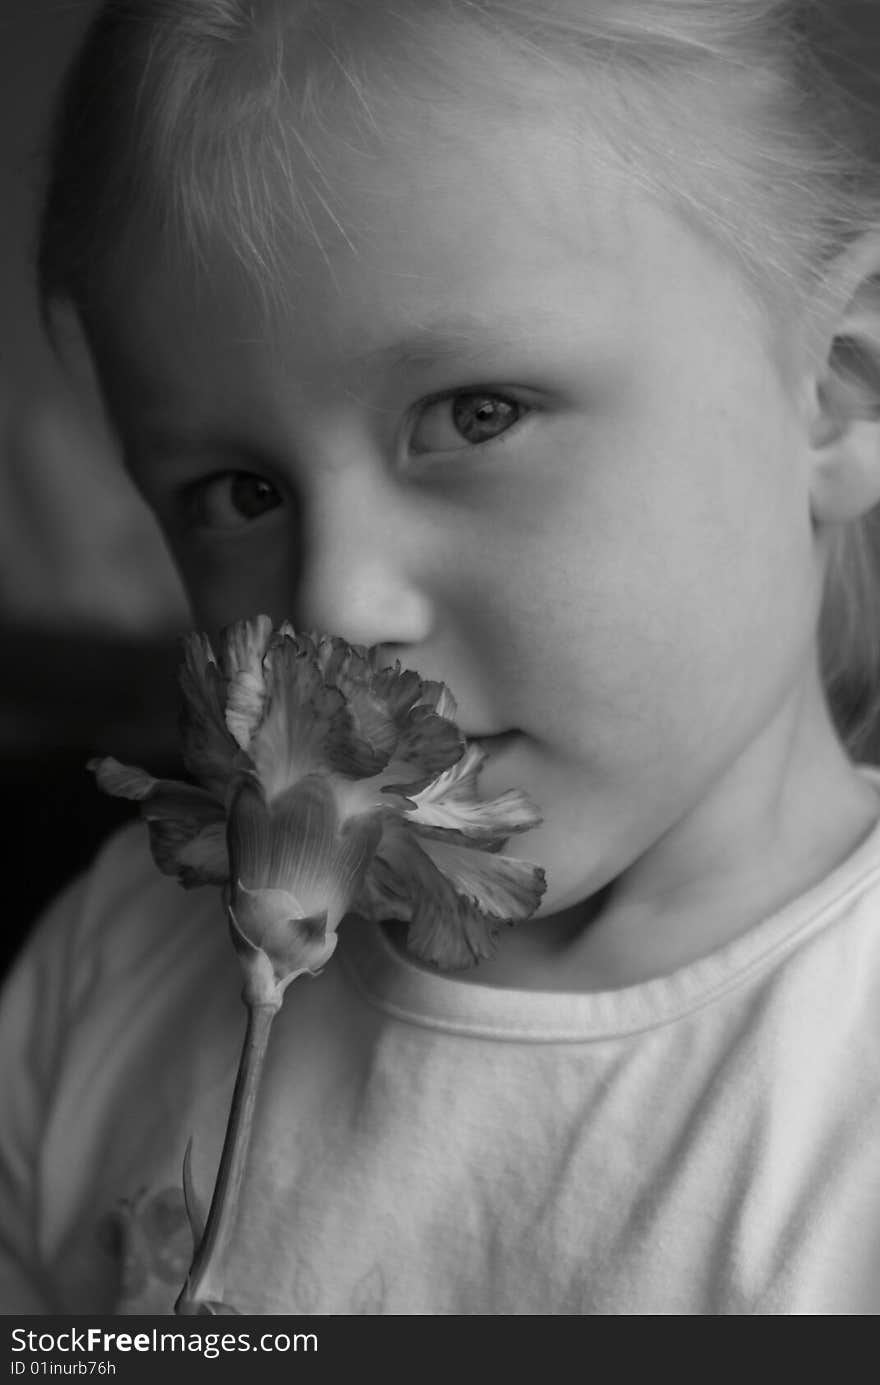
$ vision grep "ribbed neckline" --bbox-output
[338,770,880,1043]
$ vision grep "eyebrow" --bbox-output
[125,307,563,457]
[349,308,561,371]
[125,428,254,465]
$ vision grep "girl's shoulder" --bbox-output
[7,821,230,1023]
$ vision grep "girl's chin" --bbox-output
[468,736,612,901]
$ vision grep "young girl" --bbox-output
[3,0,880,1314]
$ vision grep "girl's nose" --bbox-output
[291,482,435,652]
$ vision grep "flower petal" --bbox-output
[323,707,394,778]
[407,869,502,969]
[402,743,543,845]
[89,756,228,887]
[151,819,229,888]
[385,705,466,786]
[321,651,462,781]
[353,851,414,925]
[219,615,274,751]
[417,836,546,921]
[365,661,464,783]
[366,661,426,720]
[249,637,348,800]
[89,755,223,819]
[225,776,280,887]
[417,679,458,722]
[227,773,380,930]
[322,644,400,776]
[89,756,160,803]
[365,826,503,969]
[178,633,241,797]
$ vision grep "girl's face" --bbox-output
[95,77,828,927]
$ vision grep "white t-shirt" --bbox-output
[3,789,880,1316]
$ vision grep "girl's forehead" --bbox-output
[96,31,782,386]
[121,116,643,357]
[124,18,639,318]
[99,126,776,423]
[91,2,794,359]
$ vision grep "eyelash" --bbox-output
[407,388,531,457]
[178,471,283,534]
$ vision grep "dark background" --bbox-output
[0,1,190,977]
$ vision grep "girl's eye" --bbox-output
[182,472,282,531]
[410,391,527,454]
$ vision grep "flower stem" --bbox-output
[175,1000,279,1315]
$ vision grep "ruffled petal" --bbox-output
[151,819,229,888]
[219,615,273,750]
[323,705,394,778]
[178,633,241,797]
[363,662,464,784]
[352,852,413,924]
[322,641,397,754]
[89,756,225,824]
[367,661,426,721]
[367,825,503,969]
[407,894,501,970]
[385,705,466,786]
[89,756,219,814]
[89,756,161,803]
[417,679,458,722]
[322,644,399,776]
[249,637,347,800]
[322,651,461,781]
[402,742,543,844]
[417,836,546,920]
[89,756,228,887]
[407,870,503,970]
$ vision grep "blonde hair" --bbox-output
[37,0,880,753]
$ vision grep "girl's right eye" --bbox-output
[180,472,283,532]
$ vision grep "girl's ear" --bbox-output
[808,235,880,523]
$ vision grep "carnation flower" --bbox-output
[89,617,546,1315]
[92,615,545,995]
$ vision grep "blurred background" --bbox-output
[1,1,190,976]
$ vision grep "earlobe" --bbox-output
[810,422,880,523]
[808,243,880,525]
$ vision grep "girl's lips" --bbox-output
[468,730,520,753]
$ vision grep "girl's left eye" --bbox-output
[409,391,527,455]
[181,471,282,532]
